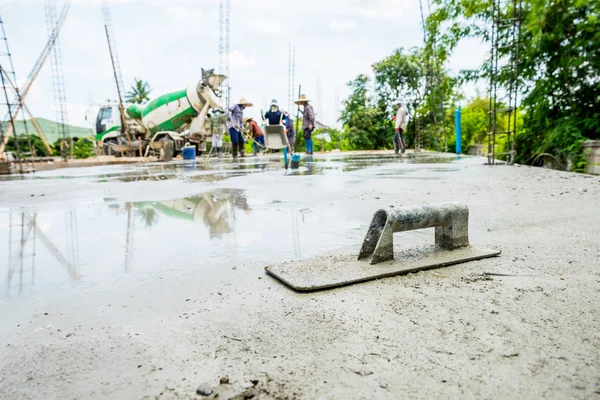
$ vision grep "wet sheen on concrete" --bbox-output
[1,150,599,400]
[0,152,460,298]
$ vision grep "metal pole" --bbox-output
[104,25,130,143]
[0,66,23,173]
[455,106,461,154]
[295,84,302,137]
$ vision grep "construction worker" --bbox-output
[210,111,226,157]
[283,111,295,153]
[295,94,315,155]
[263,99,283,125]
[228,98,253,158]
[244,116,265,156]
[394,98,407,154]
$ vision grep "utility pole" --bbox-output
[288,43,295,113]
[219,0,231,111]
[101,1,131,143]
[316,78,323,122]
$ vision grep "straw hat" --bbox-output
[243,116,254,123]
[294,94,311,104]
[238,98,253,107]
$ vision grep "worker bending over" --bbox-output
[244,116,265,156]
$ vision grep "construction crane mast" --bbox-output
[101,0,130,142]
[45,0,71,159]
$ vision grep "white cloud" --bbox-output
[346,0,414,20]
[328,20,358,32]
[249,18,285,35]
[229,50,255,67]
[16,79,42,102]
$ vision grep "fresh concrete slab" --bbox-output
[0,151,599,399]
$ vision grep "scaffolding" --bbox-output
[45,0,70,159]
[0,13,35,173]
[0,2,70,161]
[487,0,523,165]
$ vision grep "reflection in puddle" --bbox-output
[1,189,359,298]
[134,189,250,238]
[0,152,467,298]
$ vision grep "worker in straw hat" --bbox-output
[244,116,265,156]
[228,98,253,158]
[295,94,315,155]
[394,97,407,154]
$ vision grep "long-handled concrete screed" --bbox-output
[265,202,501,292]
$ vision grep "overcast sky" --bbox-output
[1,0,488,129]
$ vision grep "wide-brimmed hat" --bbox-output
[238,98,253,107]
[270,99,279,106]
[243,116,254,123]
[294,94,311,104]
[395,97,405,105]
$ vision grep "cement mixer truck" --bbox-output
[94,69,226,159]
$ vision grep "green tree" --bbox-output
[425,0,600,168]
[461,97,489,146]
[72,138,95,159]
[126,78,152,104]
[340,74,392,150]
[5,134,50,157]
[372,47,426,115]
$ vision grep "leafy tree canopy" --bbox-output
[126,78,152,104]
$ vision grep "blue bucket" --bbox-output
[182,146,196,160]
[290,153,301,169]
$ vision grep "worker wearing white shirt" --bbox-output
[394,98,407,154]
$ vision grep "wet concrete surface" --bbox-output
[1,151,599,399]
[0,152,453,298]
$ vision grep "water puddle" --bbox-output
[0,189,362,299]
[0,152,468,299]
[0,152,464,183]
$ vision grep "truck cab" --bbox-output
[95,104,122,143]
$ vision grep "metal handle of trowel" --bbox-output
[358,202,470,264]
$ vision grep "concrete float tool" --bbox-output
[265,202,500,291]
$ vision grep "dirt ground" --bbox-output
[0,151,599,399]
